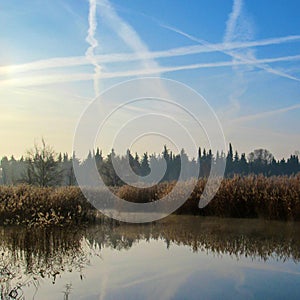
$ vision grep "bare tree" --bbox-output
[24,139,63,186]
[248,149,274,165]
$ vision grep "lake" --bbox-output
[1,216,300,299]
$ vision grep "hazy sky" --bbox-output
[1,0,300,159]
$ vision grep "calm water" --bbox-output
[1,216,300,300]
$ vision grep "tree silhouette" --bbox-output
[1,142,300,186]
[23,139,63,186]
[140,153,150,176]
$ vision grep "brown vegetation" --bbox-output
[0,175,300,226]
[118,175,300,221]
[0,185,95,226]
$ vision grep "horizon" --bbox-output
[1,141,298,162]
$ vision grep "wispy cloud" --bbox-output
[2,54,300,87]
[1,35,300,77]
[86,0,102,96]
[223,0,253,117]
[159,0,300,132]
[224,0,245,43]
[2,0,300,89]
[223,0,300,82]
[222,0,300,125]
[161,12,300,83]
[231,103,300,123]
[98,0,159,72]
[12,87,91,102]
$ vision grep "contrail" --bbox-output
[2,54,300,88]
[161,19,300,83]
[85,0,101,96]
[97,0,172,101]
[97,0,159,72]
[223,0,251,117]
[1,35,300,76]
[224,0,243,43]
[223,0,300,82]
[231,103,300,123]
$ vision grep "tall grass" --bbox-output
[0,175,300,226]
[110,175,300,220]
[0,185,95,226]
[197,175,300,220]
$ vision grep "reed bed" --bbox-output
[0,185,95,226]
[182,175,300,220]
[0,175,300,226]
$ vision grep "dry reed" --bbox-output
[1,174,300,226]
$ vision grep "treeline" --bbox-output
[0,141,300,186]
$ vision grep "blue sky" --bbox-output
[1,0,300,159]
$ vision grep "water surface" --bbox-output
[1,216,300,299]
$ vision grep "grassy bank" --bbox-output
[0,185,96,226]
[0,175,300,226]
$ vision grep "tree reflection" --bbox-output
[0,217,300,298]
[0,227,90,299]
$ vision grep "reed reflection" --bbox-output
[0,217,300,298]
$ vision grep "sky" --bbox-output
[1,0,300,160]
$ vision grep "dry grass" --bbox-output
[117,175,300,220]
[0,185,96,226]
[183,175,300,220]
[1,175,300,226]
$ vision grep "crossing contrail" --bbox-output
[85,0,101,96]
[1,35,300,76]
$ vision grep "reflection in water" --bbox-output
[0,227,93,299]
[0,216,300,299]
